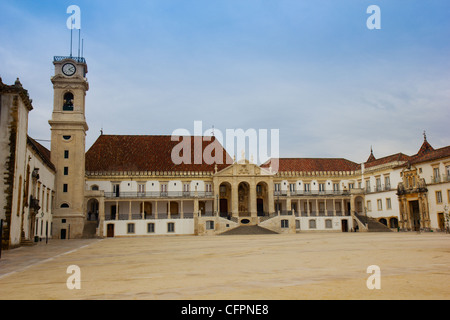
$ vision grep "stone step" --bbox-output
[220,225,278,235]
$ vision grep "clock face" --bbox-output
[62,63,76,76]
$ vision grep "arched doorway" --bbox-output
[238,182,250,217]
[389,217,398,229]
[354,196,364,214]
[256,181,269,216]
[219,182,232,218]
[87,198,99,221]
[379,218,387,226]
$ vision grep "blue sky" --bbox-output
[1,0,449,163]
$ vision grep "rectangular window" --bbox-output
[319,183,325,192]
[206,220,215,230]
[274,183,281,192]
[138,183,145,193]
[63,184,68,193]
[333,183,339,192]
[167,222,175,233]
[64,150,69,159]
[377,199,382,211]
[64,167,69,176]
[147,223,155,233]
[304,183,311,192]
[436,191,443,204]
[205,183,212,193]
[386,198,392,210]
[376,178,382,191]
[367,200,372,211]
[366,180,371,192]
[113,184,120,197]
[281,220,289,228]
[127,223,135,234]
[349,183,354,189]
[160,183,168,196]
[385,176,391,189]
[325,219,332,229]
[295,220,300,230]
[289,183,296,193]
[434,167,440,178]
[309,219,316,229]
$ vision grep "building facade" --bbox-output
[2,56,450,248]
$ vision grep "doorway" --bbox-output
[220,199,228,218]
[60,229,67,239]
[409,200,420,231]
[341,220,348,232]
[107,224,115,238]
[257,199,264,216]
[438,212,445,231]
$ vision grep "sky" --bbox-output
[0,0,449,164]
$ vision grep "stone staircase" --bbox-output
[354,213,392,232]
[220,225,278,235]
[82,221,100,238]
[20,238,37,246]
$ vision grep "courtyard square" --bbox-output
[0,232,449,300]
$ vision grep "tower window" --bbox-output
[63,184,68,193]
[64,167,69,175]
[64,150,69,159]
[63,92,74,111]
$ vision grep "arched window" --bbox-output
[61,203,70,208]
[63,92,74,111]
[91,185,99,191]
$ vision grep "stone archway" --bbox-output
[256,181,269,216]
[87,198,99,221]
[219,182,232,218]
[238,182,250,217]
[354,196,364,214]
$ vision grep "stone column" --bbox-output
[268,182,275,214]
[250,181,257,218]
[98,197,105,237]
[180,200,184,219]
[232,181,239,218]
[128,201,132,220]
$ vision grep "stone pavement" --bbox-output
[0,239,100,280]
[0,233,449,300]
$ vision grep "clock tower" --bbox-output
[49,56,89,239]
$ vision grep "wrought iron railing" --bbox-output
[104,191,214,199]
[54,56,86,63]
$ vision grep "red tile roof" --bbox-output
[261,158,360,172]
[409,145,450,165]
[364,153,410,169]
[85,135,232,173]
[27,136,55,172]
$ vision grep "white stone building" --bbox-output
[2,55,449,248]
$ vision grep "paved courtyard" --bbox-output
[0,232,449,300]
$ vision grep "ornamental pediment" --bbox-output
[215,160,273,177]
